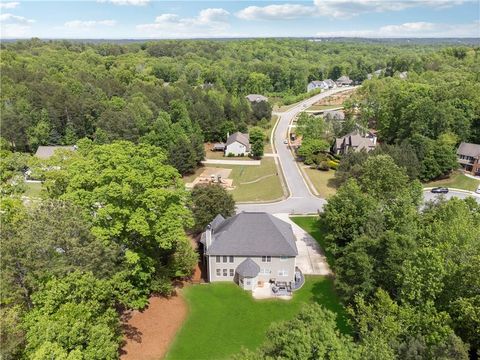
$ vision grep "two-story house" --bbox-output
[457,142,480,176]
[200,212,298,292]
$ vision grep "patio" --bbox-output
[251,268,304,300]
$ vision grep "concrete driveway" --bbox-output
[274,214,331,276]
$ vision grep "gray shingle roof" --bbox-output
[211,214,225,230]
[457,142,480,157]
[206,212,298,256]
[236,258,260,277]
[35,146,76,159]
[226,132,250,148]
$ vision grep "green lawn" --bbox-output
[24,182,43,198]
[183,158,284,202]
[424,171,480,192]
[303,167,337,198]
[306,104,342,111]
[165,276,350,360]
[290,216,336,267]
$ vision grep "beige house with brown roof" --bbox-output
[333,131,377,155]
[457,142,480,176]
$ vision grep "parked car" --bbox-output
[431,187,449,194]
[283,139,288,144]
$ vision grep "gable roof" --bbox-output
[226,132,250,148]
[211,214,226,230]
[205,212,298,256]
[35,146,76,160]
[236,258,260,277]
[457,142,480,157]
[246,94,268,102]
[309,80,324,86]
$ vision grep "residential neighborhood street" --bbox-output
[237,87,353,214]
[237,87,480,215]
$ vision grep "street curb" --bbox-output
[423,187,480,197]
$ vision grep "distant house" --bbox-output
[225,132,250,156]
[456,142,480,176]
[324,79,336,89]
[246,94,268,103]
[34,146,76,160]
[333,131,377,155]
[200,212,299,292]
[211,142,226,151]
[307,80,327,92]
[323,110,345,121]
[399,71,408,80]
[336,76,353,87]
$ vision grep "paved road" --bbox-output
[237,87,480,214]
[237,87,354,214]
[423,189,480,204]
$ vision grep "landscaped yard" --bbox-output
[303,167,337,198]
[165,276,350,360]
[306,104,342,112]
[424,171,480,192]
[183,158,284,202]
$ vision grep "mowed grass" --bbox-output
[306,104,342,111]
[290,216,336,267]
[183,158,284,202]
[424,171,480,192]
[165,276,350,360]
[303,167,337,198]
[24,182,43,198]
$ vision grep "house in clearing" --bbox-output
[307,80,328,92]
[336,76,353,87]
[34,145,76,160]
[323,110,345,121]
[333,130,377,155]
[246,94,268,103]
[200,212,300,292]
[456,142,480,176]
[225,132,250,156]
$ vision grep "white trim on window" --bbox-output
[280,256,288,261]
[216,269,221,276]
[278,270,288,277]
[261,256,271,263]
[223,268,228,276]
[223,256,228,263]
[229,256,234,263]
[229,269,234,276]
[216,256,221,263]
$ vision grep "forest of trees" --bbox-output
[1,38,479,359]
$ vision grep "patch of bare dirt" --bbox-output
[120,294,188,360]
[314,89,355,106]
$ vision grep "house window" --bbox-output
[223,256,228,263]
[223,269,228,276]
[260,269,271,275]
[229,269,234,276]
[261,256,271,263]
[216,269,221,276]
[278,270,288,277]
[280,256,288,261]
[229,256,234,263]
[216,256,221,263]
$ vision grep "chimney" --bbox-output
[205,224,212,250]
[226,132,230,142]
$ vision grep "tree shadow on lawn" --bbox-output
[311,278,352,336]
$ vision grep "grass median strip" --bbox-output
[424,171,479,192]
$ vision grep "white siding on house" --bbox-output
[208,255,296,285]
[225,141,247,156]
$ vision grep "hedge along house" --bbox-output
[200,212,299,292]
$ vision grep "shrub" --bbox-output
[327,160,339,170]
[317,161,330,171]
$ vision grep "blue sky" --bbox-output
[0,0,479,39]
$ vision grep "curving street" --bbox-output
[237,88,480,215]
[237,87,351,214]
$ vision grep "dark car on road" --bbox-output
[431,187,449,194]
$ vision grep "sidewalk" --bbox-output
[201,159,260,166]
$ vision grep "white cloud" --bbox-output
[137,8,231,38]
[316,20,479,37]
[236,4,315,20]
[64,19,117,30]
[236,1,467,20]
[0,12,34,38]
[0,2,20,9]
[97,0,150,6]
[0,13,34,24]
